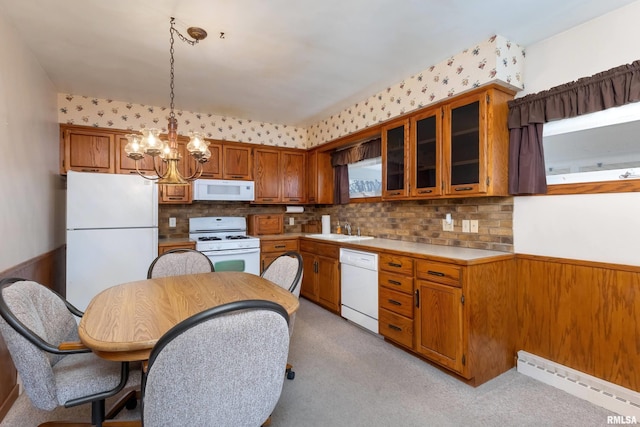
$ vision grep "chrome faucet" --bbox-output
[344,222,352,236]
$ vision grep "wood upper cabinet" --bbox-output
[306,149,333,205]
[254,148,281,203]
[188,140,222,179]
[382,118,410,199]
[442,86,513,196]
[282,151,305,203]
[61,127,115,174]
[410,107,442,197]
[223,144,252,180]
[115,132,156,176]
[378,84,513,201]
[253,147,305,204]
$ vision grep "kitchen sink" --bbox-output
[307,233,375,242]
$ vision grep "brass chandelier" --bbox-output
[124,17,210,185]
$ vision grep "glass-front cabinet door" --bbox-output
[443,92,488,195]
[410,107,442,197]
[382,118,409,199]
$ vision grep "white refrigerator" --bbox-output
[66,171,158,311]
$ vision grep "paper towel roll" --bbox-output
[321,215,331,234]
[286,206,304,213]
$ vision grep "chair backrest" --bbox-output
[142,300,290,427]
[0,279,80,410]
[147,248,214,279]
[261,251,303,298]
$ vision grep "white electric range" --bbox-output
[189,217,260,275]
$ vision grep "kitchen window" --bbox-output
[543,102,640,193]
[347,157,382,198]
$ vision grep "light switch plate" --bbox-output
[169,217,176,228]
[442,219,454,231]
[470,220,479,233]
[462,220,470,233]
[289,217,294,225]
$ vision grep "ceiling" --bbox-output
[0,0,636,127]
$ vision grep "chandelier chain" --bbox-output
[169,17,200,120]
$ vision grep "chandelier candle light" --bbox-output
[124,17,209,185]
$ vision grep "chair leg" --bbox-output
[285,363,295,380]
[92,400,106,427]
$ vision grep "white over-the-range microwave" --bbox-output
[192,179,255,201]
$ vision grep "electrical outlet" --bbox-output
[169,217,176,228]
[462,220,470,233]
[442,219,454,231]
[289,217,294,226]
[470,220,479,233]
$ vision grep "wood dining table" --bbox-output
[78,271,300,362]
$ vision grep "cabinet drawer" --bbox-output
[261,239,298,253]
[300,239,339,258]
[379,287,414,318]
[379,308,413,348]
[379,253,414,276]
[379,271,413,294]
[416,260,461,287]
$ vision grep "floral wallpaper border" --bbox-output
[307,35,524,146]
[58,34,524,149]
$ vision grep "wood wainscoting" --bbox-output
[0,245,66,422]
[517,254,640,393]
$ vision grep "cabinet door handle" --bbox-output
[387,279,402,286]
[389,191,401,196]
[289,198,300,201]
[418,189,433,194]
[81,168,100,172]
[388,262,402,268]
[274,245,286,249]
[230,175,244,179]
[427,270,445,277]
[262,198,274,201]
[168,197,183,200]
[454,187,473,191]
[388,324,402,332]
[387,299,402,306]
[415,289,420,308]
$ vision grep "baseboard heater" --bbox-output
[517,350,640,419]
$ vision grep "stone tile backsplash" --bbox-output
[160,196,514,253]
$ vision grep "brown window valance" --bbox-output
[331,137,381,204]
[508,60,640,194]
[331,137,381,166]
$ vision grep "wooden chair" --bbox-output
[0,278,138,427]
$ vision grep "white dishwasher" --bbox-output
[340,248,379,334]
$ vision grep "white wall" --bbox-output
[0,11,62,272]
[513,0,640,266]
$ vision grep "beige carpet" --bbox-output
[2,298,615,426]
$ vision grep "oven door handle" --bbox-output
[203,248,260,255]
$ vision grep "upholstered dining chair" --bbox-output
[141,300,290,427]
[260,251,303,379]
[0,277,138,427]
[146,248,214,279]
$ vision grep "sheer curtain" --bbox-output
[508,60,640,194]
[331,138,381,204]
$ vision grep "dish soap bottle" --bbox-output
[336,221,342,234]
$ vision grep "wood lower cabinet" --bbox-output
[378,253,415,349]
[158,240,196,255]
[299,239,340,313]
[260,237,299,273]
[414,257,515,386]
